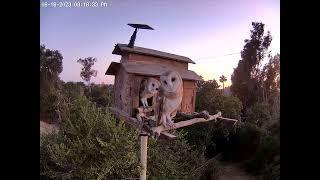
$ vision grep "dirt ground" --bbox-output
[40,121,59,134]
[219,162,262,180]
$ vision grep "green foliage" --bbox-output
[147,131,206,179]
[196,80,242,119]
[185,79,242,159]
[40,45,64,122]
[195,78,239,163]
[246,103,271,128]
[191,154,223,180]
[61,81,86,101]
[219,75,227,89]
[221,95,243,119]
[195,80,221,114]
[243,131,280,179]
[231,22,273,109]
[40,44,63,78]
[61,82,114,108]
[223,122,263,161]
[40,95,141,179]
[85,84,114,107]
[77,57,97,85]
[40,95,206,179]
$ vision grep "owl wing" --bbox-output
[140,79,149,98]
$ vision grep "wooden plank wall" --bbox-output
[128,53,188,70]
[113,67,133,116]
[181,80,196,113]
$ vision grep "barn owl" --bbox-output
[139,77,161,107]
[159,71,183,128]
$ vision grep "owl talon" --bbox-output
[167,121,175,128]
[162,123,168,129]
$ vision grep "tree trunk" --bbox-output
[88,81,91,93]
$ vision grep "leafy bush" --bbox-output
[40,95,209,179]
[221,95,243,119]
[147,131,206,179]
[186,79,242,158]
[243,130,280,179]
[85,84,114,107]
[61,81,86,101]
[246,103,271,128]
[223,122,263,161]
[40,95,141,179]
[195,80,223,114]
[40,45,64,123]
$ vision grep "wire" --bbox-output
[193,52,240,61]
[193,47,279,61]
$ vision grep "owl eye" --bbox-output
[152,83,155,87]
[156,88,159,90]
[172,77,176,82]
[164,81,167,85]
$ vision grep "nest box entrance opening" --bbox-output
[139,96,154,107]
[139,78,156,107]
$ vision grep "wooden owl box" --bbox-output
[105,43,203,117]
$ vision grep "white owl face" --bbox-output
[147,78,161,94]
[160,71,183,93]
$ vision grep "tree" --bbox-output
[231,22,272,109]
[61,81,86,101]
[259,54,280,104]
[77,57,97,92]
[85,84,114,107]
[185,79,242,158]
[40,44,64,122]
[219,75,227,90]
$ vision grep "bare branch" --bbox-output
[151,112,238,137]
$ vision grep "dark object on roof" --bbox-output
[128,24,154,30]
[128,28,137,48]
[127,24,154,48]
[106,62,203,81]
[113,43,195,64]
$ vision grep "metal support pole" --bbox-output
[140,134,148,180]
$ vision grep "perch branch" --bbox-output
[217,117,238,122]
[151,112,238,137]
[174,111,210,121]
[108,106,176,139]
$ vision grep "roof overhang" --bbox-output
[112,43,196,64]
[105,62,121,75]
[105,62,203,81]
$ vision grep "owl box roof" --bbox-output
[112,43,196,64]
[106,62,203,81]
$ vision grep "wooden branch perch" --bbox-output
[110,107,238,140]
[174,111,211,121]
[151,112,238,138]
[110,107,177,139]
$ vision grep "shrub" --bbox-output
[40,95,209,179]
[220,95,243,119]
[187,79,242,158]
[243,132,280,178]
[246,102,271,128]
[40,95,141,179]
[223,122,263,161]
[85,84,114,108]
[61,81,86,101]
[147,131,206,179]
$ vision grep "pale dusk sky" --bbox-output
[40,0,280,88]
